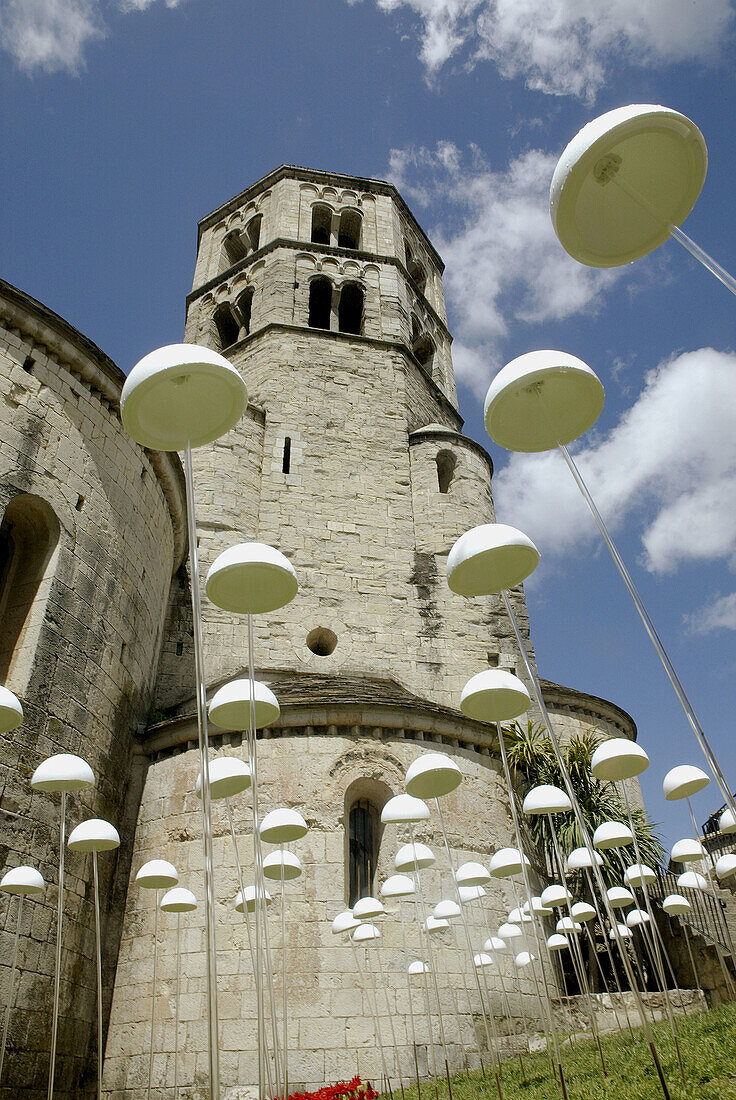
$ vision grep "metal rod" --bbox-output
[686,796,736,988]
[434,801,503,1099]
[0,893,23,1084]
[398,901,422,1099]
[501,589,672,1100]
[619,781,686,1085]
[582,868,635,1039]
[350,937,392,1096]
[556,439,736,825]
[280,855,288,1100]
[92,852,103,1100]
[175,911,180,1099]
[668,223,736,298]
[495,723,566,1092]
[147,889,159,1100]
[184,441,220,1100]
[375,938,406,1099]
[47,789,66,1100]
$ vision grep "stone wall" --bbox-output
[0,281,185,1096]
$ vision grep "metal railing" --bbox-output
[649,868,732,954]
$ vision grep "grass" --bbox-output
[381,1002,736,1100]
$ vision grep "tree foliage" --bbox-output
[502,720,665,889]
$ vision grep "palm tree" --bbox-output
[502,720,664,889]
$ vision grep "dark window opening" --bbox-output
[223,231,247,267]
[413,333,435,373]
[349,799,378,906]
[282,436,291,474]
[308,277,332,329]
[214,304,240,349]
[22,356,34,373]
[311,205,332,246]
[307,626,337,656]
[338,283,364,335]
[0,495,60,685]
[75,495,85,512]
[408,257,427,295]
[410,314,421,344]
[245,214,262,253]
[176,641,184,656]
[237,287,254,336]
[436,450,457,494]
[338,210,362,250]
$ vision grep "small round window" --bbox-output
[307,627,338,657]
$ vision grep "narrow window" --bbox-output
[0,495,60,687]
[410,314,421,345]
[338,283,363,335]
[223,231,247,268]
[282,436,291,474]
[349,799,378,906]
[237,287,254,336]
[308,277,332,329]
[413,333,435,373]
[338,210,361,250]
[436,450,457,494]
[245,214,262,253]
[311,204,333,246]
[213,304,240,349]
[408,256,427,295]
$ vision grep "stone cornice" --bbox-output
[0,278,188,571]
[539,678,637,740]
[196,165,445,273]
[409,425,493,477]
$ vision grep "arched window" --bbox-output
[245,214,262,253]
[348,800,379,906]
[308,277,333,329]
[222,231,247,268]
[413,333,435,373]
[436,450,457,494]
[410,314,421,345]
[0,495,60,687]
[213,304,240,349]
[338,283,363,335]
[408,256,427,296]
[338,210,361,250]
[237,287,254,336]
[311,205,333,246]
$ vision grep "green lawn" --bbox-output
[382,1003,736,1100]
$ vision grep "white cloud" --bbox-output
[493,348,736,575]
[388,142,618,396]
[0,0,101,72]
[687,592,736,635]
[0,0,185,71]
[367,0,734,99]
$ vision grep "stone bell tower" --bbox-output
[102,168,637,1094]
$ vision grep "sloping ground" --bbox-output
[381,1002,736,1100]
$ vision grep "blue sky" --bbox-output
[2,0,736,849]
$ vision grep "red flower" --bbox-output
[277,1076,379,1100]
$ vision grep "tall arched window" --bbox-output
[436,450,457,494]
[408,256,427,296]
[237,287,254,336]
[213,303,240,349]
[222,231,247,268]
[245,214,262,253]
[338,210,362,250]
[0,495,60,687]
[311,205,333,246]
[348,799,377,906]
[308,277,333,329]
[413,333,435,374]
[338,283,363,335]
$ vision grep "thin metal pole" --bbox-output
[175,912,180,1099]
[501,588,673,1100]
[92,852,103,1100]
[546,818,607,1075]
[583,868,635,1039]
[147,890,159,1100]
[668,223,736,298]
[398,901,422,1099]
[280,858,288,1100]
[556,439,736,825]
[685,797,736,990]
[619,782,686,1085]
[184,441,220,1100]
[48,790,66,1100]
[495,724,566,1094]
[409,831,454,1100]
[434,801,503,1099]
[0,893,23,1084]
[352,938,392,1097]
[246,613,266,1100]
[374,940,406,1099]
